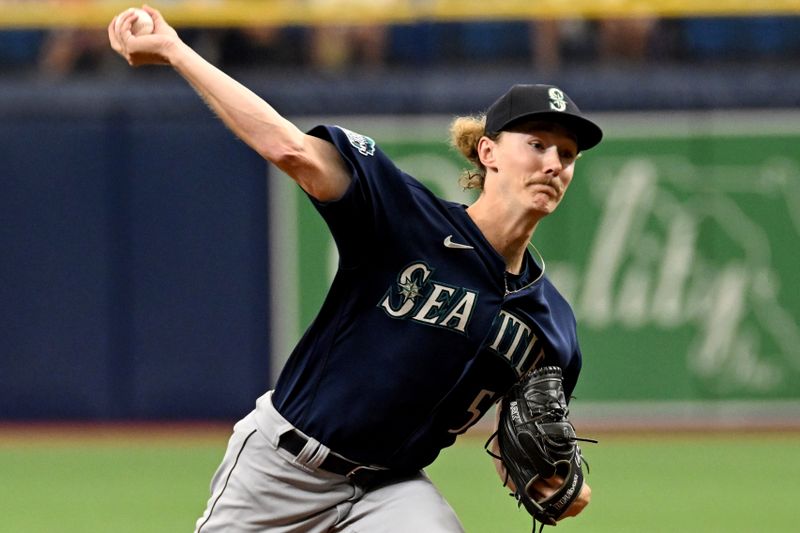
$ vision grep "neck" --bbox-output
[466,196,540,274]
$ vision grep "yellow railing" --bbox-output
[1,0,799,29]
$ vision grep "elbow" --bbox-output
[256,135,306,169]
[257,132,348,202]
[246,116,307,167]
[270,144,319,187]
[265,142,329,198]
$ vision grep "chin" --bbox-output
[529,195,560,215]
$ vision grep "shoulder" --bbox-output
[312,124,450,200]
[309,125,380,159]
[540,276,578,324]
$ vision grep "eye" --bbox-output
[560,150,577,163]
[529,141,544,150]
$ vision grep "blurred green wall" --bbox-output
[271,113,800,402]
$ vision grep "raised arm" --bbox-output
[108,5,350,202]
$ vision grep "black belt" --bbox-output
[277,430,410,488]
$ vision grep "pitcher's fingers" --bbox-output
[113,8,129,34]
[108,15,129,53]
[116,11,137,43]
[107,17,121,51]
[115,8,138,36]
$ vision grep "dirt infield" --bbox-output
[2,418,799,448]
[0,421,234,446]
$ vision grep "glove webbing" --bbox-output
[486,365,598,532]
[485,430,594,533]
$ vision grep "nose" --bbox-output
[543,146,563,176]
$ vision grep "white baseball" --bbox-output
[131,8,154,36]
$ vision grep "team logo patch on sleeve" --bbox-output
[337,126,376,156]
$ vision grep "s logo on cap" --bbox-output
[548,88,567,112]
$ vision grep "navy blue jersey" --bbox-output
[272,125,582,471]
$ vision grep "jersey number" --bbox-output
[448,389,496,434]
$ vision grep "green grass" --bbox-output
[1,431,798,532]
[0,443,221,532]
[429,433,800,532]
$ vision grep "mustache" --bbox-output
[537,177,562,194]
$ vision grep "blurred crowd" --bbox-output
[1,16,800,78]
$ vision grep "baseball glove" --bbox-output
[487,366,596,531]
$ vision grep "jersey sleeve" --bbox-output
[306,124,420,268]
[545,283,582,400]
[562,342,582,400]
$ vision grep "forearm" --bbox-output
[108,6,350,200]
[166,40,303,163]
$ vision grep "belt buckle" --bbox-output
[346,464,386,486]
[346,464,383,479]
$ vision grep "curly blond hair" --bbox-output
[448,114,498,191]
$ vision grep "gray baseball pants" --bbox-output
[194,391,465,533]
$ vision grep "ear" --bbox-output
[477,136,498,172]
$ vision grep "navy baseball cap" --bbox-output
[485,84,603,151]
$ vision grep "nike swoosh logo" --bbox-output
[443,235,474,250]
